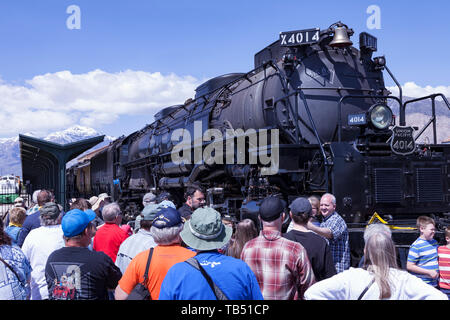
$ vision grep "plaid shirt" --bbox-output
[320,211,350,273]
[240,230,315,300]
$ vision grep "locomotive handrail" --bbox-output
[402,93,450,144]
[296,88,331,191]
[337,95,402,142]
[384,65,403,108]
[273,88,331,192]
[296,86,375,93]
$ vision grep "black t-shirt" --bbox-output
[178,203,192,220]
[45,246,122,300]
[283,229,337,281]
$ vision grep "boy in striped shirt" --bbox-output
[438,227,450,298]
[407,216,439,287]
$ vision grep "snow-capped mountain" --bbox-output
[0,136,22,177]
[0,126,115,177]
[43,125,115,145]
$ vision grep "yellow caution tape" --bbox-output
[367,212,417,230]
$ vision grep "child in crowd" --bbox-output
[308,196,321,227]
[406,216,439,287]
[5,207,27,246]
[438,227,450,298]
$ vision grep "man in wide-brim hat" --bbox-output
[159,207,263,300]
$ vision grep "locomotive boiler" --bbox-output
[67,22,450,260]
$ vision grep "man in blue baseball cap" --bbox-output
[44,209,122,300]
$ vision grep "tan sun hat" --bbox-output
[92,193,111,211]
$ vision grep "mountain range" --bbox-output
[387,96,450,143]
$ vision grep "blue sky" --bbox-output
[0,0,448,139]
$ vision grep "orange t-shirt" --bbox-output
[118,244,195,299]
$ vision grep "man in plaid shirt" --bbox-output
[241,196,315,300]
[307,193,350,273]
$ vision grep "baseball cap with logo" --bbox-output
[152,207,182,229]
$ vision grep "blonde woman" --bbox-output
[304,231,447,300]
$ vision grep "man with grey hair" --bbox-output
[114,207,196,300]
[21,202,65,299]
[93,203,129,263]
[306,193,350,273]
[115,204,159,273]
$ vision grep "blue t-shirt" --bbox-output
[407,237,439,286]
[159,251,263,300]
[5,226,21,246]
[17,210,41,247]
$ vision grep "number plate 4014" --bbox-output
[390,126,416,155]
[280,28,320,47]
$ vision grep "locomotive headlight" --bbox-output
[369,104,393,130]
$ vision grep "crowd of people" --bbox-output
[0,185,448,300]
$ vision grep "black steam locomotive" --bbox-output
[67,22,450,258]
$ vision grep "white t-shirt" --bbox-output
[304,267,448,300]
[21,225,65,300]
[115,229,157,274]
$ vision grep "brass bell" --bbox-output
[330,26,353,48]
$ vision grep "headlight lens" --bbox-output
[369,104,393,130]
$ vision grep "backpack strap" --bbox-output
[142,248,154,283]
[185,257,228,300]
[357,278,375,300]
[139,247,154,300]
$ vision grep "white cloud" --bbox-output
[3,72,447,140]
[387,82,450,98]
[0,69,202,137]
